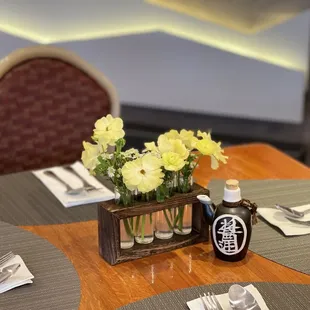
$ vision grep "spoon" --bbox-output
[285,217,310,226]
[64,166,93,188]
[63,166,100,191]
[0,263,21,283]
[275,204,310,219]
[44,170,85,195]
[228,284,261,310]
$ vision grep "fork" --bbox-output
[0,252,15,268]
[200,292,223,310]
[199,294,209,309]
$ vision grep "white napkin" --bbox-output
[33,161,115,208]
[258,204,310,236]
[187,284,269,310]
[0,255,34,294]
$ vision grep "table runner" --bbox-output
[118,282,310,310]
[0,220,80,310]
[1,173,310,274]
[209,179,310,275]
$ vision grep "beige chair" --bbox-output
[0,46,119,174]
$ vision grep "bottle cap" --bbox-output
[225,179,239,190]
[224,179,241,203]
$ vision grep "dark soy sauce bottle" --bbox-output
[211,179,252,262]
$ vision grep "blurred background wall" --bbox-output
[59,31,305,123]
[0,1,309,160]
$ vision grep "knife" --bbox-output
[0,263,21,284]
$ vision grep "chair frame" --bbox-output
[302,25,310,165]
[0,45,120,117]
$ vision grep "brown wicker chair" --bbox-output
[0,46,119,175]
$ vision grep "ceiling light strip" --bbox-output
[0,23,303,72]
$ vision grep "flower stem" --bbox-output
[168,208,173,220]
[141,215,145,240]
[135,215,141,234]
[173,207,185,231]
[173,212,179,227]
[123,218,134,237]
[192,155,201,172]
[178,206,185,231]
[177,171,181,192]
[163,209,173,230]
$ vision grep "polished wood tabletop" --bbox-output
[21,143,310,310]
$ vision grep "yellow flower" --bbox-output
[81,141,101,171]
[122,153,164,193]
[195,139,217,156]
[179,129,198,150]
[144,142,158,153]
[162,152,185,171]
[210,142,228,169]
[93,114,125,146]
[195,137,228,170]
[210,156,219,170]
[164,129,198,150]
[157,135,189,159]
[157,135,172,154]
[171,139,189,159]
[164,129,180,140]
[197,130,211,140]
[98,140,108,152]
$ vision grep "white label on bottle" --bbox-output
[212,214,247,256]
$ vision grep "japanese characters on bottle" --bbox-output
[211,179,257,262]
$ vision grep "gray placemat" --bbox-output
[209,179,310,275]
[0,171,113,225]
[118,282,310,310]
[0,220,80,310]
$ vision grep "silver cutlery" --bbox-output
[44,170,84,195]
[209,292,223,310]
[63,166,100,192]
[199,294,209,310]
[275,204,310,219]
[229,284,261,310]
[44,170,100,195]
[200,292,223,310]
[0,252,15,268]
[285,217,310,226]
[0,263,20,284]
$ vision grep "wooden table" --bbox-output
[22,143,310,310]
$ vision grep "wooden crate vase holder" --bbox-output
[98,183,210,265]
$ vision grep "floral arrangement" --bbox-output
[82,114,227,246]
[82,114,227,201]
